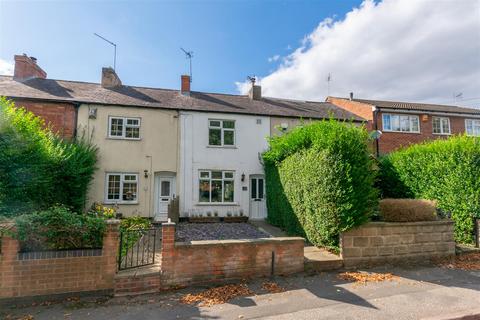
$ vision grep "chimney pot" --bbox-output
[249,85,262,100]
[101,67,122,88]
[181,75,191,96]
[13,54,47,80]
[349,92,354,100]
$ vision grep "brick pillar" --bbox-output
[161,222,176,283]
[475,218,480,248]
[0,232,20,298]
[102,220,120,285]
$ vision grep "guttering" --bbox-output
[372,106,380,157]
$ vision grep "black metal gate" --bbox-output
[118,227,161,270]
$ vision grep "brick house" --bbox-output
[0,55,77,138]
[327,96,480,154]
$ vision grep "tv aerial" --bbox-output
[94,33,117,70]
[180,47,193,82]
[247,75,257,85]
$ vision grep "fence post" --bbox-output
[161,221,176,283]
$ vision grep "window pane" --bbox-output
[126,126,140,138]
[212,171,222,179]
[126,118,139,126]
[441,118,450,133]
[211,180,222,202]
[200,171,210,178]
[223,130,234,145]
[382,115,391,131]
[209,120,221,127]
[433,117,441,133]
[110,118,123,136]
[161,181,170,197]
[199,180,210,202]
[124,175,137,181]
[223,120,235,129]
[122,182,137,201]
[224,180,234,202]
[410,117,419,132]
[258,179,264,199]
[400,116,410,132]
[224,172,234,179]
[392,115,401,131]
[474,120,480,136]
[251,178,257,199]
[107,175,120,200]
[209,128,221,145]
[466,120,473,135]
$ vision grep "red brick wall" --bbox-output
[12,98,76,138]
[326,97,374,122]
[376,112,467,154]
[0,221,119,299]
[160,223,304,287]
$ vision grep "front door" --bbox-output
[155,176,175,221]
[249,175,267,220]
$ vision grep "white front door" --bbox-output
[249,175,267,220]
[155,176,175,221]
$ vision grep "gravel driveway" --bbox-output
[175,222,271,242]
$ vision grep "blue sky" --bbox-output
[0,0,362,93]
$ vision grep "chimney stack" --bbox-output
[13,54,47,81]
[101,67,122,88]
[248,84,262,100]
[181,75,191,96]
[349,92,354,101]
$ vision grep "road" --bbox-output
[3,265,480,320]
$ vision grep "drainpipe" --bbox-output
[72,102,80,140]
[373,106,380,158]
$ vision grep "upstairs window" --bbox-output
[108,116,141,139]
[466,119,480,136]
[208,120,235,146]
[382,114,420,133]
[432,117,451,135]
[199,170,234,203]
[106,173,138,203]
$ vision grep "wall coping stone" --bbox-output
[358,220,453,228]
[175,237,305,247]
[17,249,103,260]
[105,219,121,225]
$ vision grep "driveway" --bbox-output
[3,265,480,320]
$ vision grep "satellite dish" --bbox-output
[370,130,383,140]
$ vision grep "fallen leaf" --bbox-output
[337,271,398,284]
[180,284,253,307]
[261,282,285,294]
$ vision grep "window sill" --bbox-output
[432,133,451,136]
[206,145,237,149]
[103,201,139,205]
[196,202,239,206]
[106,137,142,141]
[382,130,421,134]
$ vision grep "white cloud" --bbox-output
[0,59,14,76]
[268,54,280,63]
[237,0,480,107]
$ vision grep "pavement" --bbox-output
[3,265,479,320]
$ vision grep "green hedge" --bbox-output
[378,135,480,243]
[263,119,378,249]
[14,205,106,251]
[0,97,97,216]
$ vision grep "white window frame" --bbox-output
[198,170,235,203]
[432,117,451,135]
[208,119,236,147]
[382,113,420,133]
[105,173,139,204]
[108,116,141,140]
[465,119,480,136]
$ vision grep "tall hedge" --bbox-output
[378,135,480,243]
[263,120,378,249]
[0,97,98,216]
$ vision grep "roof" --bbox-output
[0,76,363,121]
[350,97,480,115]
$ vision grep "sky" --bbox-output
[0,0,479,107]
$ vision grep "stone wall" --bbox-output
[0,220,119,299]
[340,221,455,268]
[161,223,304,287]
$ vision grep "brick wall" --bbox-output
[160,223,304,287]
[376,112,467,154]
[340,221,455,268]
[0,220,119,299]
[12,98,76,138]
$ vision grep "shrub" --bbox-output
[378,135,480,243]
[14,205,106,251]
[379,199,437,222]
[263,119,378,249]
[0,98,97,216]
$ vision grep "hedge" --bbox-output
[0,97,98,216]
[263,119,378,249]
[378,135,480,243]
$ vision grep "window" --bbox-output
[108,117,141,139]
[466,119,480,136]
[199,170,234,203]
[382,114,420,133]
[432,117,451,135]
[208,120,235,146]
[106,173,138,203]
[251,177,264,200]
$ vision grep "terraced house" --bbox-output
[0,55,360,221]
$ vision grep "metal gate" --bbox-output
[118,227,161,270]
